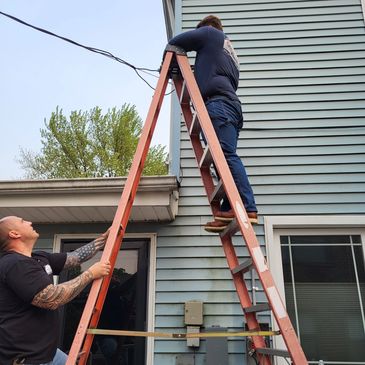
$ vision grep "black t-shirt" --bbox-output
[0,251,67,364]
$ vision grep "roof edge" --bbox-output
[0,175,179,195]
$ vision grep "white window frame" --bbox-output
[264,215,365,364]
[53,232,157,365]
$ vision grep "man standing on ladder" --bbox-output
[168,15,258,232]
[0,216,111,365]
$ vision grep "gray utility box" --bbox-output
[184,301,203,326]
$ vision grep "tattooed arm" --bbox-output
[31,261,111,310]
[64,229,109,269]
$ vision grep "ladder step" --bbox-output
[199,145,213,168]
[210,180,225,203]
[179,81,190,104]
[256,348,290,358]
[245,303,271,313]
[220,219,239,238]
[189,112,201,136]
[232,258,253,275]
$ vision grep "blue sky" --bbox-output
[0,1,171,179]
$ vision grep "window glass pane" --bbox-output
[291,246,356,283]
[289,235,352,245]
[280,236,289,245]
[281,237,365,362]
[281,246,297,332]
[354,246,365,305]
[281,246,292,283]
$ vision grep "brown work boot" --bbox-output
[214,209,235,222]
[247,212,258,224]
[204,220,228,233]
[215,210,258,224]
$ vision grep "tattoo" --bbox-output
[31,270,94,310]
[64,235,106,268]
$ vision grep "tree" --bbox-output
[19,104,168,178]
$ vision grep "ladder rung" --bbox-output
[210,180,225,203]
[179,81,190,104]
[245,303,271,313]
[232,258,253,275]
[189,112,201,136]
[220,219,239,237]
[199,146,213,168]
[256,348,290,358]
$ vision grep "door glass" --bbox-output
[61,240,148,365]
[281,235,365,363]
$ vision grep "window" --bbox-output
[265,216,365,365]
[281,234,364,362]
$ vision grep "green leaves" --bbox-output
[19,104,168,178]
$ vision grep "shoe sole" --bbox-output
[206,218,258,232]
[215,217,258,224]
[214,216,234,222]
[204,226,227,233]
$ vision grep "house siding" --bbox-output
[157,0,365,364]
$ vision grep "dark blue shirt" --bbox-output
[168,26,240,102]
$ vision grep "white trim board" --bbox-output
[54,232,157,365]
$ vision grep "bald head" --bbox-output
[0,216,17,252]
[0,216,39,253]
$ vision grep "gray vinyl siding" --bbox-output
[156,0,365,364]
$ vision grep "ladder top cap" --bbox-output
[164,44,187,55]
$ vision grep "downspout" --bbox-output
[169,0,182,180]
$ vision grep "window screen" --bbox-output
[280,235,365,363]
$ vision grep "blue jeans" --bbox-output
[205,98,257,213]
[24,349,67,365]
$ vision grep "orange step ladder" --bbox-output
[65,48,308,365]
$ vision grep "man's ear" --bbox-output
[8,230,21,239]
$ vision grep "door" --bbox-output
[59,238,149,365]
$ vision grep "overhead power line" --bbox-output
[0,10,167,91]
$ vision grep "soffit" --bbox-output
[0,176,179,223]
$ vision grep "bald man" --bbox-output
[0,216,111,365]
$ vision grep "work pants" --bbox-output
[205,97,257,213]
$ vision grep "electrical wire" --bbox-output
[0,10,173,92]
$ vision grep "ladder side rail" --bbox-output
[175,54,308,365]
[173,62,270,365]
[66,52,174,365]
